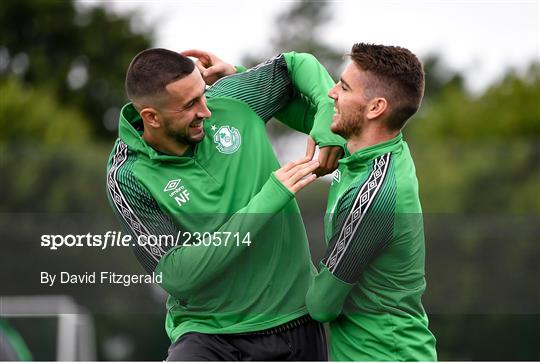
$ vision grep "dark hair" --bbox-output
[349,43,425,130]
[125,48,195,103]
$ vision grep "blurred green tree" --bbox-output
[0,0,152,138]
[0,0,537,359]
[407,62,540,213]
[404,62,540,360]
[242,0,343,79]
[0,78,110,213]
[0,3,168,361]
[254,2,540,359]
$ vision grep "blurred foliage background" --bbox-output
[1,0,538,360]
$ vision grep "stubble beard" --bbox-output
[164,119,204,147]
[333,108,365,140]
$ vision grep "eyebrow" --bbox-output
[182,85,206,109]
[340,78,352,90]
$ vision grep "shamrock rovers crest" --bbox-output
[213,125,241,154]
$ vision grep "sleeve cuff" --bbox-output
[309,108,347,147]
[306,266,354,322]
[242,173,294,214]
[269,172,294,198]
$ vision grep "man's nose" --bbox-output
[198,103,211,119]
[328,86,338,100]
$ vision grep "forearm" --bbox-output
[283,52,346,147]
[306,266,353,322]
[156,174,294,298]
[274,93,316,134]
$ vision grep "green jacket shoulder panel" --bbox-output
[205,54,292,122]
[106,140,180,273]
[323,152,397,284]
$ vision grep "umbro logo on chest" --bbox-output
[332,170,341,185]
[164,179,190,207]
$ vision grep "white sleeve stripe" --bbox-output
[325,152,392,273]
[106,141,164,262]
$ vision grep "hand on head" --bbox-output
[181,49,237,86]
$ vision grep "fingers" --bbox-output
[275,158,319,194]
[317,146,330,165]
[195,61,207,76]
[314,147,331,176]
[304,139,342,176]
[328,147,343,170]
[195,61,215,85]
[288,160,319,184]
[320,147,340,172]
[280,156,312,173]
[205,64,228,78]
[315,146,343,176]
[182,49,213,70]
[288,160,319,193]
[186,50,235,85]
[291,173,317,193]
[305,137,316,159]
[181,49,208,59]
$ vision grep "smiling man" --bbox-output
[106,48,344,360]
[306,43,437,361]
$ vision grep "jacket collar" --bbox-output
[339,133,403,171]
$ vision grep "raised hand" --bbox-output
[274,157,320,193]
[305,137,343,177]
[181,49,237,85]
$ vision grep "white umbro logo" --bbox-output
[164,179,182,192]
[332,170,341,184]
[164,179,191,207]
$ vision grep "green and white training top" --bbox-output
[306,134,437,361]
[106,52,345,343]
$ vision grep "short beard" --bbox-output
[334,120,362,139]
[164,120,203,146]
[333,109,364,139]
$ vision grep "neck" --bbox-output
[142,132,189,156]
[347,125,399,154]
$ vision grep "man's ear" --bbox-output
[140,107,161,128]
[366,97,388,120]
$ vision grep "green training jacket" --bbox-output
[106,52,345,343]
[306,134,437,361]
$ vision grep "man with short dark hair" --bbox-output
[306,43,437,361]
[106,48,344,360]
